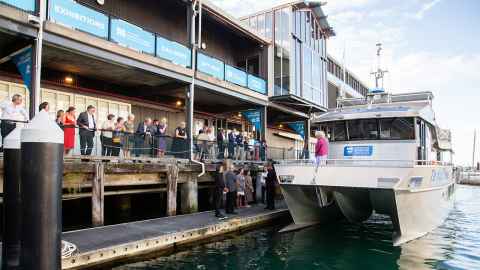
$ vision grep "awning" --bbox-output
[269,94,327,114]
[274,131,318,144]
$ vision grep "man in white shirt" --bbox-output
[0,94,28,143]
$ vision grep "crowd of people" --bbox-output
[214,159,277,219]
[0,95,288,164]
[215,128,267,161]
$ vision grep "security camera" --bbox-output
[27,14,40,25]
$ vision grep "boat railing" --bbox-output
[276,159,452,168]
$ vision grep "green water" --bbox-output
[115,186,480,270]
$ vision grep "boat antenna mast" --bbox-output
[370,43,389,90]
[473,129,477,169]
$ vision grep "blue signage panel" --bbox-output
[247,74,267,94]
[111,18,155,54]
[225,65,247,87]
[48,0,108,38]
[344,146,373,157]
[197,53,224,80]
[1,0,35,12]
[242,110,262,131]
[156,36,191,67]
[288,122,305,139]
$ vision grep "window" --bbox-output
[321,121,347,141]
[348,119,379,140]
[379,118,415,140]
[265,12,273,40]
[257,14,265,36]
[250,17,258,32]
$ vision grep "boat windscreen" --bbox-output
[319,117,415,141]
[379,118,415,140]
[348,119,379,140]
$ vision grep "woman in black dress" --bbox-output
[172,122,187,158]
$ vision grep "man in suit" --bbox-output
[77,105,96,156]
[135,118,153,157]
[265,162,278,210]
[217,129,225,159]
[227,129,236,159]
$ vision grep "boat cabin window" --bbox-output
[348,119,379,140]
[379,118,415,140]
[320,117,415,141]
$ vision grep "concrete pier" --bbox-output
[61,204,288,269]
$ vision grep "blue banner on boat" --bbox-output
[225,65,247,87]
[242,110,262,131]
[197,53,224,80]
[11,47,32,93]
[156,36,191,67]
[344,145,373,157]
[111,18,155,54]
[288,122,305,139]
[1,0,35,12]
[48,0,108,39]
[247,74,267,94]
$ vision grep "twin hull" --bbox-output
[276,164,455,246]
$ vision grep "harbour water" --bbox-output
[115,185,480,270]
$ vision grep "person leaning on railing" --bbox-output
[123,114,135,158]
[112,117,126,157]
[101,114,116,157]
[135,118,153,158]
[0,94,28,144]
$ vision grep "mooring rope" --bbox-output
[62,240,77,259]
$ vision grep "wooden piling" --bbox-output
[92,162,105,227]
[181,174,198,214]
[166,164,179,216]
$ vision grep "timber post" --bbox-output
[92,161,105,227]
[166,164,179,216]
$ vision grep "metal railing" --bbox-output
[276,159,453,168]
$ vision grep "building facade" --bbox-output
[0,0,368,159]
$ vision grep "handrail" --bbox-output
[276,159,453,167]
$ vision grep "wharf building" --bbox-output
[0,0,369,159]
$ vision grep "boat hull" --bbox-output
[276,164,455,245]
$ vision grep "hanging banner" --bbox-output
[11,47,33,93]
[48,0,109,39]
[111,18,155,55]
[288,121,305,139]
[225,65,247,87]
[242,110,262,131]
[1,0,35,12]
[156,36,191,67]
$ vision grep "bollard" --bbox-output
[2,127,22,269]
[19,111,64,270]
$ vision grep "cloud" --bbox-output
[414,0,442,19]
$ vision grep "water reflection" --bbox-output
[116,186,480,270]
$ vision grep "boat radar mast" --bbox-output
[370,43,388,93]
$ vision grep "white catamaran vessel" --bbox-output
[276,45,455,246]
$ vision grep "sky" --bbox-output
[211,0,480,166]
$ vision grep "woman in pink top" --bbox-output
[315,130,329,167]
